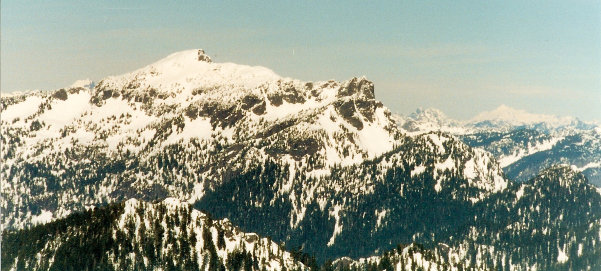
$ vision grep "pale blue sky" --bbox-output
[2,1,600,121]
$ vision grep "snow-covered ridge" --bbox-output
[396,104,597,134]
[119,198,304,271]
[394,107,467,134]
[98,49,283,92]
[395,106,601,186]
[497,136,564,167]
[0,48,399,229]
[470,104,580,129]
[3,197,308,271]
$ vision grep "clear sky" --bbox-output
[2,1,600,121]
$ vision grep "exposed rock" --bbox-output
[197,49,212,63]
[242,94,262,110]
[267,93,283,106]
[184,105,199,120]
[355,99,380,122]
[335,99,363,130]
[265,136,321,160]
[338,77,374,99]
[52,89,68,101]
[252,101,267,115]
[102,90,114,100]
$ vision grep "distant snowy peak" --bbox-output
[409,107,451,124]
[469,104,581,130]
[395,107,466,134]
[69,79,95,89]
[97,49,282,93]
[397,105,597,134]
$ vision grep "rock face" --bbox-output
[2,50,600,269]
[197,49,212,62]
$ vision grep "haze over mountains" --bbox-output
[2,50,600,270]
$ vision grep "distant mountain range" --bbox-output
[394,106,601,186]
[2,49,600,270]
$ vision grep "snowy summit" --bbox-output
[98,49,282,92]
[470,104,577,128]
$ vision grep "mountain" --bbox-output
[2,198,308,271]
[4,167,600,270]
[2,49,600,269]
[395,106,601,186]
[1,50,507,258]
[470,104,587,131]
[393,107,466,134]
[340,162,601,270]
[462,127,601,186]
[1,49,504,228]
[1,197,471,271]
[396,104,598,134]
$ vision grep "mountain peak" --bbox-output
[470,104,577,129]
[395,107,466,134]
[154,49,213,66]
[473,104,534,121]
[69,79,94,89]
[410,107,448,122]
[97,49,281,93]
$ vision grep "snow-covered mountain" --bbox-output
[393,107,466,134]
[1,49,504,229]
[4,166,599,270]
[463,127,601,186]
[470,104,594,131]
[1,196,485,271]
[2,49,600,269]
[396,104,597,134]
[2,198,307,271]
[395,106,601,186]
[2,49,511,259]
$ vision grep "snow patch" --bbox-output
[38,91,91,131]
[357,122,393,158]
[1,95,43,122]
[164,117,212,145]
[31,210,53,225]
[515,185,526,200]
[327,205,343,246]
[411,165,426,177]
[463,159,477,179]
[571,162,601,172]
[557,245,568,263]
[375,209,387,228]
[427,133,448,154]
[187,182,206,203]
[435,157,454,172]
[498,137,563,168]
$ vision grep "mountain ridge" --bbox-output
[2,49,600,269]
[1,50,506,246]
[395,106,601,186]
